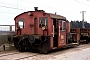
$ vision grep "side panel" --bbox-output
[50,37,53,50]
[66,21,70,33]
[70,28,80,41]
[58,21,66,48]
[49,19,54,50]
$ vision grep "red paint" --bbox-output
[14,9,79,51]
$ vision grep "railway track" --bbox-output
[15,54,38,60]
[0,51,39,60]
[0,51,20,57]
[0,43,89,60]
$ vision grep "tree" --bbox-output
[70,20,90,28]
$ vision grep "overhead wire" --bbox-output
[0,0,90,23]
[0,1,25,11]
[0,0,84,14]
[0,11,17,14]
[87,0,90,2]
[0,1,25,14]
[0,2,18,7]
[73,0,90,6]
[0,0,90,15]
[17,0,65,11]
[0,5,24,10]
[19,0,90,14]
[0,0,90,11]
[0,0,65,14]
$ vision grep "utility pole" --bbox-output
[87,0,90,2]
[80,11,86,28]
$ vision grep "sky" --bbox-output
[0,0,90,25]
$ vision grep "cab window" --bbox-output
[62,21,66,31]
[18,18,24,29]
[39,17,48,28]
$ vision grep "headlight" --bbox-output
[28,12,31,15]
[42,26,46,30]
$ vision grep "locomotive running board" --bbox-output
[66,43,79,47]
[52,47,57,49]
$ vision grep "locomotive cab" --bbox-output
[10,7,79,53]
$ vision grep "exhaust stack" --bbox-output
[34,7,38,11]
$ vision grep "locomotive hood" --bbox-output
[14,11,66,21]
[14,11,33,20]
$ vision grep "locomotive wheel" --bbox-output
[14,41,18,49]
[18,47,25,52]
[14,41,24,52]
[18,41,27,52]
[28,35,35,43]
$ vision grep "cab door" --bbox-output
[58,20,66,48]
[53,19,58,47]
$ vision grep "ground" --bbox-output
[0,43,90,60]
[31,43,90,60]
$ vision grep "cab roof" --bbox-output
[48,13,66,20]
[14,11,66,20]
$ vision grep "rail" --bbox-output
[15,54,38,60]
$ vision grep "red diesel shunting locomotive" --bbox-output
[9,7,79,53]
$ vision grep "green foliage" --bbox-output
[70,20,90,28]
